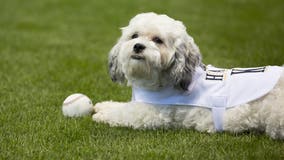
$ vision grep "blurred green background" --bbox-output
[0,0,283,159]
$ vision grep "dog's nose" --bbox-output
[133,43,146,53]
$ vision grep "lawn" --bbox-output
[0,0,284,159]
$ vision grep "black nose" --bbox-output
[133,43,146,53]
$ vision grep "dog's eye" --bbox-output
[152,37,163,44]
[131,33,138,39]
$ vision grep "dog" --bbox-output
[92,12,284,139]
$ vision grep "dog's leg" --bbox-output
[223,104,262,134]
[92,102,175,129]
[92,101,129,126]
[261,74,284,139]
[181,107,215,133]
[255,74,284,139]
[263,104,284,139]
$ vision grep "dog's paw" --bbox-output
[93,101,115,112]
[92,101,126,124]
[92,110,105,122]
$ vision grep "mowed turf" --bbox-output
[0,0,284,159]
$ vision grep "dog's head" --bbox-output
[109,12,202,90]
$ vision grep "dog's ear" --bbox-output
[169,35,202,90]
[108,42,125,84]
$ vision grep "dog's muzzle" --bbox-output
[131,43,146,60]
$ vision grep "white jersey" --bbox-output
[132,65,283,131]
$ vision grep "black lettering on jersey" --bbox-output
[206,70,225,81]
[231,66,266,75]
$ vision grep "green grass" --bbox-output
[1,0,284,159]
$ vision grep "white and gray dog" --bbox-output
[92,12,284,139]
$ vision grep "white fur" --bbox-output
[93,12,284,139]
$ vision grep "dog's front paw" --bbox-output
[93,101,117,112]
[93,102,106,113]
[92,109,105,123]
[92,101,126,125]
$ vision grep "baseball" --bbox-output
[62,93,93,117]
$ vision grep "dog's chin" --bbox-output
[123,57,162,88]
[130,54,145,60]
[126,58,150,78]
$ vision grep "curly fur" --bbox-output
[108,12,202,90]
[93,12,284,139]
